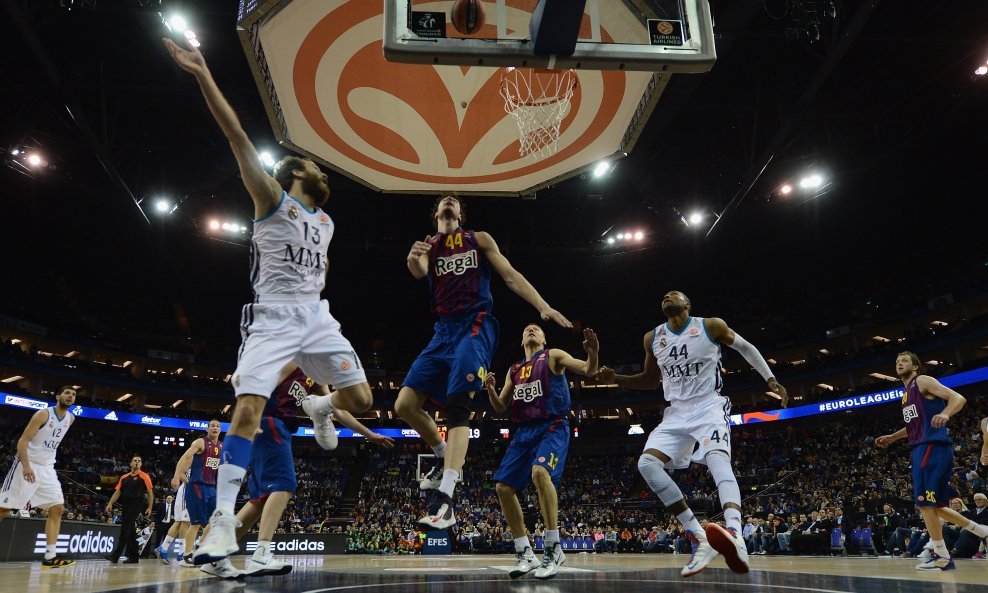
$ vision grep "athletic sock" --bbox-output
[931,539,950,559]
[308,394,335,415]
[431,440,447,459]
[438,469,458,498]
[513,536,530,553]
[45,544,56,560]
[724,508,743,533]
[545,529,560,544]
[162,535,174,550]
[677,510,704,537]
[965,521,988,538]
[216,434,252,514]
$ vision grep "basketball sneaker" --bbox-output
[419,464,443,490]
[192,509,241,565]
[509,546,540,578]
[178,555,196,568]
[418,491,456,529]
[916,553,955,571]
[301,395,338,450]
[41,556,75,569]
[681,530,718,577]
[154,544,171,564]
[246,553,293,577]
[705,523,750,574]
[201,558,245,580]
[535,542,565,580]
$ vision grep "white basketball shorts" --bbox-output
[644,395,732,469]
[0,459,63,510]
[233,295,367,397]
[173,483,190,523]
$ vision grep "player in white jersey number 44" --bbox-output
[597,291,787,577]
[0,386,78,569]
[163,38,374,565]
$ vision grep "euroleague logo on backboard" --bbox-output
[291,1,629,187]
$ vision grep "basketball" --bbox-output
[451,0,485,35]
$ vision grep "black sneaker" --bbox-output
[41,556,75,569]
[417,491,456,529]
[104,555,119,564]
[419,464,443,490]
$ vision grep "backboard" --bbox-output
[385,0,716,72]
[236,0,701,195]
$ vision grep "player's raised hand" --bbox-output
[368,433,395,449]
[594,366,616,384]
[163,38,207,77]
[407,236,433,262]
[875,434,894,448]
[540,307,573,329]
[582,328,598,355]
[931,413,950,428]
[484,371,497,394]
[767,378,788,408]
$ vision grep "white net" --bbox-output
[500,68,578,160]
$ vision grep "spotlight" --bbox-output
[976,66,988,76]
[10,149,19,156]
[155,199,170,213]
[606,237,615,245]
[240,226,248,232]
[189,39,201,48]
[799,174,823,189]
[259,151,275,168]
[228,222,241,232]
[167,14,187,33]
[209,220,220,230]
[593,161,611,178]
[27,154,42,167]
[688,213,703,225]
[780,184,793,195]
[183,30,196,40]
[634,231,644,241]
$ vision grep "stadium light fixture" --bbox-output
[189,39,201,48]
[688,212,703,225]
[780,184,793,195]
[799,174,823,189]
[27,153,43,167]
[976,66,988,76]
[259,151,276,168]
[167,14,188,33]
[155,199,170,213]
[593,161,611,178]
[606,237,615,244]
[10,149,19,156]
[634,231,644,241]
[209,220,220,230]
[183,30,196,40]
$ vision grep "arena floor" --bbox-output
[4,554,985,593]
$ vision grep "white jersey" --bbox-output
[652,316,723,404]
[25,407,74,466]
[249,191,334,297]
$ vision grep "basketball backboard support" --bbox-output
[385,0,716,72]
[235,0,694,196]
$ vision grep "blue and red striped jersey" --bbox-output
[508,349,571,424]
[190,438,222,486]
[264,367,316,432]
[901,376,950,447]
[427,228,493,317]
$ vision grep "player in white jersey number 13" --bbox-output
[0,386,78,568]
[163,38,374,566]
[597,291,787,577]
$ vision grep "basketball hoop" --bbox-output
[499,67,578,160]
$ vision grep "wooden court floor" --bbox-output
[3,553,985,593]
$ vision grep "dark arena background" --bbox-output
[1,1,988,592]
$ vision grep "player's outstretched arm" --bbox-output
[15,410,47,484]
[332,409,395,448]
[486,371,513,414]
[549,328,599,377]
[596,331,661,390]
[171,438,204,488]
[475,231,572,329]
[163,38,280,218]
[705,317,788,408]
[406,235,433,279]
[875,428,908,448]
[917,375,966,428]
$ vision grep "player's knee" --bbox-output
[531,465,551,484]
[445,392,472,428]
[394,389,421,418]
[48,504,64,517]
[495,482,515,498]
[638,453,664,474]
[338,382,373,412]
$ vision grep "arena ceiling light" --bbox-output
[165,14,187,33]
[593,161,612,178]
[1,376,24,383]
[780,184,793,195]
[688,212,703,225]
[208,220,220,230]
[116,393,133,402]
[27,153,43,167]
[155,199,171,213]
[976,66,988,76]
[799,173,823,189]
[259,151,276,168]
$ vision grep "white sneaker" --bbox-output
[200,558,244,580]
[706,523,750,574]
[417,491,456,529]
[534,542,565,580]
[419,464,443,491]
[178,555,196,568]
[508,547,540,579]
[681,531,718,577]
[918,546,933,561]
[916,553,955,571]
[301,395,338,450]
[191,510,241,565]
[246,553,293,577]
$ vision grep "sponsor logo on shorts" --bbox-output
[466,373,475,382]
[538,456,546,463]
[342,360,352,371]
